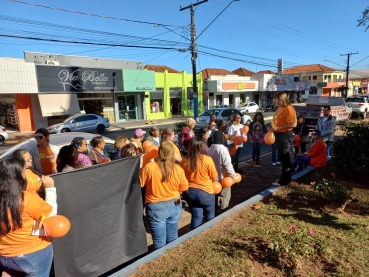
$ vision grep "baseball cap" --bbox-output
[135,128,146,137]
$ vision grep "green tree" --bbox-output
[357,6,369,31]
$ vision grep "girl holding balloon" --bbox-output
[227,114,244,173]
[249,112,267,165]
[268,92,297,186]
[0,156,57,277]
[180,137,218,229]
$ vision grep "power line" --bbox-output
[8,0,184,28]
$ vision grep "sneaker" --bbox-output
[272,163,277,166]
[276,161,281,165]
[272,181,282,186]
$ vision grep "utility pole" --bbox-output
[180,0,208,119]
[340,52,358,98]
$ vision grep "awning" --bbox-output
[38,94,80,117]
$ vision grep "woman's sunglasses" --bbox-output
[311,133,317,136]
[34,136,44,140]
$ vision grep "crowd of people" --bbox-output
[0,93,337,275]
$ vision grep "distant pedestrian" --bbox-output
[315,106,336,158]
[271,142,281,166]
[227,114,244,173]
[131,129,146,153]
[161,128,182,163]
[269,92,297,186]
[226,114,236,132]
[293,116,310,158]
[180,118,196,156]
[249,112,267,165]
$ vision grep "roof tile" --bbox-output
[201,68,237,80]
[232,67,254,76]
[283,64,340,74]
[144,64,181,73]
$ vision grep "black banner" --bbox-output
[51,156,147,277]
[36,65,123,93]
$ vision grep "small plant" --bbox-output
[310,173,355,213]
[268,225,324,272]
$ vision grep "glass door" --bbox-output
[118,95,137,121]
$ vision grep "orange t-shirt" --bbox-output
[180,154,218,194]
[272,105,297,132]
[307,140,327,168]
[0,192,52,257]
[171,141,181,157]
[140,162,189,204]
[38,146,56,175]
[25,169,42,193]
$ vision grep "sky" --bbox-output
[1,0,369,74]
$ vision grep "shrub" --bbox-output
[332,121,369,172]
[174,121,186,132]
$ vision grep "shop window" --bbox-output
[309,87,317,94]
[187,87,193,100]
[170,87,182,115]
[293,77,299,82]
[313,76,317,80]
[150,88,163,113]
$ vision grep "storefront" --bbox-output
[0,58,38,132]
[36,64,123,124]
[206,79,258,108]
[116,69,156,121]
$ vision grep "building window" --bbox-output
[169,87,182,115]
[170,87,182,98]
[187,87,193,100]
[294,77,299,82]
[313,76,317,80]
[309,87,317,94]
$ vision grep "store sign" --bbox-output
[220,81,256,91]
[136,86,153,90]
[266,75,294,91]
[36,65,123,93]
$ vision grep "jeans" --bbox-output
[274,131,293,185]
[271,143,281,163]
[325,141,332,156]
[231,147,242,171]
[0,244,53,277]
[252,143,262,161]
[187,188,215,229]
[291,156,311,172]
[146,199,182,249]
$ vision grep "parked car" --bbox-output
[264,104,278,112]
[236,102,259,114]
[0,132,115,159]
[196,108,251,128]
[346,96,369,118]
[0,125,8,146]
[47,114,110,134]
[211,105,230,109]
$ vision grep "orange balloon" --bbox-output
[43,215,71,238]
[100,158,110,163]
[143,140,152,150]
[229,146,237,156]
[233,136,242,145]
[242,136,248,143]
[235,173,242,183]
[222,177,233,188]
[243,125,249,133]
[145,145,159,160]
[213,181,222,194]
[224,134,229,140]
[264,131,275,145]
[293,136,301,142]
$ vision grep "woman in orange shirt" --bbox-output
[139,142,189,249]
[0,156,57,277]
[12,149,43,194]
[161,128,182,162]
[269,92,297,186]
[180,137,218,229]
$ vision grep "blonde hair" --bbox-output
[275,92,290,106]
[186,118,196,126]
[114,136,128,149]
[157,141,176,182]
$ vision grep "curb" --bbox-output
[109,185,280,277]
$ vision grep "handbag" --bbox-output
[300,123,310,143]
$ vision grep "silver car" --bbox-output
[0,125,9,146]
[196,108,251,128]
[47,114,110,134]
[0,132,115,159]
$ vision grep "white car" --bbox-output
[196,108,251,128]
[0,125,9,146]
[237,102,259,114]
[0,132,115,159]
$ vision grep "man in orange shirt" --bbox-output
[269,92,297,186]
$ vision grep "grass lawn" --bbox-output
[132,162,369,277]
